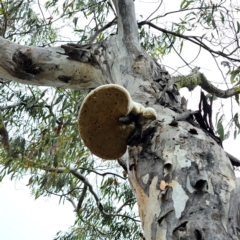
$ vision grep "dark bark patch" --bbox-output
[127,121,156,146]
[194,229,203,240]
[166,90,178,102]
[173,221,188,232]
[58,75,72,83]
[164,162,172,171]
[189,128,198,134]
[205,151,214,165]
[158,209,174,225]
[61,44,91,62]
[129,163,135,171]
[194,179,208,190]
[12,49,43,76]
[169,120,178,127]
[13,49,32,68]
[189,162,209,191]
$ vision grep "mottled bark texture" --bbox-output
[0,1,239,239]
[127,117,240,240]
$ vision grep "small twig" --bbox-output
[78,167,127,180]
[166,33,192,69]
[37,0,47,24]
[76,183,88,212]
[150,5,222,21]
[0,1,7,38]
[0,110,10,151]
[78,215,111,237]
[107,1,116,17]
[0,101,54,116]
[88,18,117,44]
[209,93,214,130]
[116,198,136,213]
[138,21,240,62]
[67,197,77,211]
[145,0,163,22]
[46,187,82,197]
[0,102,23,110]
[70,169,140,222]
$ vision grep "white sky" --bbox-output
[0,0,240,239]
[0,177,75,240]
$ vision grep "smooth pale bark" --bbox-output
[0,37,107,89]
[0,0,239,239]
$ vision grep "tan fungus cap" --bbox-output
[78,84,135,160]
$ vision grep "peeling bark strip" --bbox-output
[127,119,240,240]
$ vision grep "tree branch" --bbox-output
[116,197,136,213]
[27,163,136,219]
[113,0,139,48]
[0,110,10,151]
[0,101,54,117]
[78,167,127,180]
[138,21,240,63]
[88,18,117,44]
[173,69,240,98]
[199,72,240,98]
[70,169,140,222]
[76,183,87,212]
[46,187,82,197]
[149,5,223,22]
[67,197,77,211]
[0,37,107,89]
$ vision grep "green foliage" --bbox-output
[0,81,141,239]
[218,111,240,141]
[0,0,57,45]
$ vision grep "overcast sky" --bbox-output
[0,177,75,240]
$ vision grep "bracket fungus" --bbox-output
[78,84,157,160]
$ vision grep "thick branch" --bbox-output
[199,73,240,98]
[0,37,107,89]
[113,0,139,47]
[173,69,240,98]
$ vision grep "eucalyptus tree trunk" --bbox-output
[0,1,239,239]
